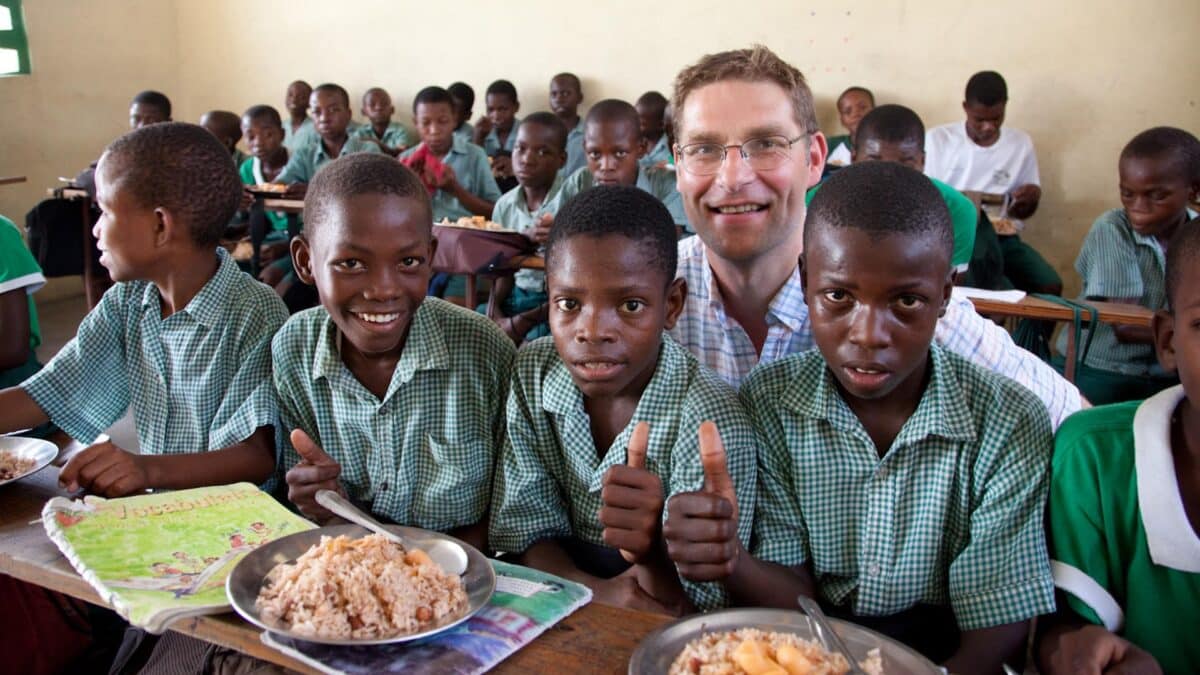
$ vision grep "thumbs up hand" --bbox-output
[663,421,742,581]
[285,428,345,523]
[599,422,665,564]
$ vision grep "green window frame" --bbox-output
[0,0,30,76]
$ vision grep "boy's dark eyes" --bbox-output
[619,300,646,313]
[335,259,363,270]
[554,298,578,311]
[400,257,422,268]
[896,294,925,309]
[822,289,849,302]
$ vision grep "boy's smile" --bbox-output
[1119,155,1196,240]
[513,123,565,189]
[584,119,643,186]
[803,226,952,404]
[548,234,684,401]
[294,193,434,364]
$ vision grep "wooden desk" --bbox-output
[0,468,671,674]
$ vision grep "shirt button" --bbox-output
[379,482,389,492]
[867,562,882,577]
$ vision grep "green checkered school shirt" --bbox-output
[272,298,515,531]
[488,335,758,610]
[741,345,1056,630]
[23,248,287,453]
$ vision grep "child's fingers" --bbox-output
[290,429,336,465]
[60,443,117,491]
[600,479,663,512]
[699,421,737,514]
[285,462,341,486]
[626,421,649,469]
[666,492,734,520]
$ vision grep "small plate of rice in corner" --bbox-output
[227,523,495,645]
[628,608,942,675]
[0,436,57,487]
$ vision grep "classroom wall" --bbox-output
[4,1,1199,299]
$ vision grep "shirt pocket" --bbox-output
[420,435,492,511]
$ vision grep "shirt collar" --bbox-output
[517,174,565,213]
[691,237,807,333]
[1133,384,1200,572]
[140,248,236,329]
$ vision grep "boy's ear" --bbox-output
[661,277,687,331]
[798,253,808,297]
[1152,309,1178,373]
[154,207,174,248]
[292,235,315,285]
[939,268,955,317]
[426,234,439,267]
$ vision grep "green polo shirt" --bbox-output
[491,174,574,293]
[275,135,382,185]
[742,344,1056,630]
[239,157,291,233]
[805,177,976,272]
[562,165,691,233]
[352,122,413,152]
[23,248,287,452]
[401,137,502,222]
[1048,386,1200,675]
[488,335,757,610]
[483,119,520,157]
[272,298,515,530]
[0,215,43,350]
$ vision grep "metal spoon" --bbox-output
[796,595,868,675]
[315,489,469,576]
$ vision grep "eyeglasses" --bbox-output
[675,134,806,175]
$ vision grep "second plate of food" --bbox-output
[227,523,495,645]
[629,607,941,675]
[0,436,58,487]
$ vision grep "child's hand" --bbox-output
[473,116,493,144]
[285,429,346,523]
[1045,624,1162,675]
[593,566,671,615]
[1008,184,1041,219]
[59,439,150,497]
[600,422,664,564]
[530,213,553,244]
[430,163,457,191]
[663,421,742,581]
[239,188,254,211]
[284,182,307,199]
[492,155,513,178]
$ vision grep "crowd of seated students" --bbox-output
[1,44,1198,675]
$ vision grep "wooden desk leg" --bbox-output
[465,275,477,309]
[1064,329,1078,383]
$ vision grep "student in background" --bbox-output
[474,79,522,192]
[200,110,247,168]
[562,99,691,236]
[824,86,873,174]
[274,154,513,552]
[550,72,587,176]
[238,105,293,288]
[925,71,1062,295]
[274,83,381,194]
[670,163,1055,673]
[0,214,47,401]
[489,186,756,614]
[1038,222,1200,675]
[353,87,412,157]
[481,112,569,344]
[636,91,671,169]
[129,89,172,128]
[283,80,315,149]
[448,81,476,145]
[1054,127,1200,405]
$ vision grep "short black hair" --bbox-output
[447,82,475,111]
[552,72,581,91]
[806,161,953,262]
[102,122,241,247]
[242,104,282,128]
[520,111,568,151]
[837,86,875,107]
[362,87,390,103]
[486,79,518,103]
[312,83,350,108]
[965,71,1007,106]
[636,91,668,113]
[200,110,242,144]
[304,153,432,238]
[546,185,677,284]
[1166,220,1200,308]
[586,99,640,130]
[1120,126,1200,184]
[131,90,172,119]
[854,104,925,150]
[414,86,455,114]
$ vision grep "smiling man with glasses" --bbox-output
[667,45,1082,429]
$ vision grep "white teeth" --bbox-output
[583,362,616,369]
[357,313,399,324]
[716,204,762,214]
[853,367,882,374]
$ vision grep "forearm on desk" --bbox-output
[142,425,276,489]
[0,387,50,434]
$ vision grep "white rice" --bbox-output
[0,449,35,481]
[669,627,884,675]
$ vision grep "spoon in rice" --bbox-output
[315,489,469,576]
[796,595,868,675]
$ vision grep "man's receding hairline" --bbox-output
[674,78,809,141]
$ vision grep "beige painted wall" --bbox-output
[4,0,1199,300]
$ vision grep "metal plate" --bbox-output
[226,523,495,645]
[0,436,57,487]
[628,607,942,675]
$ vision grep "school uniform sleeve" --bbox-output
[946,386,1056,630]
[469,148,503,202]
[273,143,313,184]
[1013,131,1041,186]
[238,157,255,185]
[487,353,573,554]
[1076,210,1143,300]
[269,317,317,492]
[0,215,44,297]
[932,178,978,271]
[21,285,133,442]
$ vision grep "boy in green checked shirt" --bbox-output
[488,186,757,614]
[666,163,1055,673]
[352,88,412,157]
[273,154,514,552]
[0,123,286,496]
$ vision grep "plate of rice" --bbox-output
[629,608,942,675]
[0,436,57,487]
[226,524,495,645]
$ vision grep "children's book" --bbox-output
[261,560,592,675]
[42,482,314,633]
